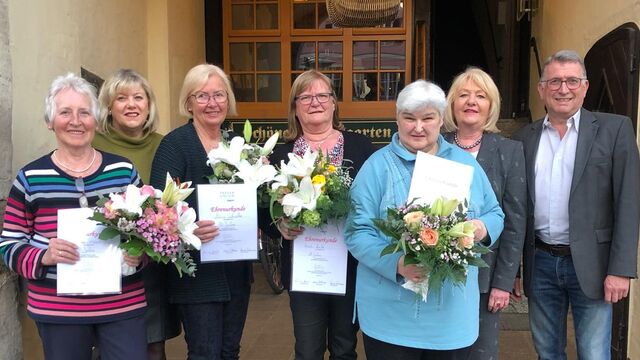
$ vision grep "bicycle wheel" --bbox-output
[259,232,285,294]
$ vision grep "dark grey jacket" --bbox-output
[444,132,527,293]
[513,109,640,299]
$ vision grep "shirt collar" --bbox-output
[542,108,581,132]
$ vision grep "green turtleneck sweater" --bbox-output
[92,125,163,184]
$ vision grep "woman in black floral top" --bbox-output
[263,70,374,360]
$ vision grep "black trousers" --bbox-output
[36,315,147,360]
[363,333,471,360]
[288,290,359,360]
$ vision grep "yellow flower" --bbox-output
[312,174,326,187]
[326,164,337,173]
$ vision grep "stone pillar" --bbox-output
[0,0,22,359]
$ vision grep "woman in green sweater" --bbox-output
[93,68,178,360]
[93,69,163,183]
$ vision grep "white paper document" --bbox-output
[407,151,474,206]
[56,208,122,295]
[197,183,258,262]
[290,221,348,295]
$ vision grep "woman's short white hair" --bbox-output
[44,72,100,126]
[396,80,446,119]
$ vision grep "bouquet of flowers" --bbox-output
[269,149,353,228]
[374,197,489,301]
[206,120,279,206]
[90,173,201,277]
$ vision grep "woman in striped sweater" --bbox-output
[0,73,147,360]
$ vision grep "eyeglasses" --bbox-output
[75,177,89,208]
[191,91,228,104]
[295,93,333,105]
[540,77,586,90]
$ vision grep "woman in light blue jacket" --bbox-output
[344,80,504,360]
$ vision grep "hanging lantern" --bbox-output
[326,0,401,28]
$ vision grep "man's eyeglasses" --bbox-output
[540,77,586,90]
[75,177,89,208]
[295,93,333,105]
[191,91,228,104]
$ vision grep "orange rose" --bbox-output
[420,227,438,246]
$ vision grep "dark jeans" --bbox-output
[37,315,147,360]
[363,333,471,360]
[528,249,611,360]
[177,284,251,360]
[289,290,358,360]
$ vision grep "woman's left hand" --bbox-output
[123,252,142,267]
[470,219,487,241]
[488,287,511,313]
[194,220,220,244]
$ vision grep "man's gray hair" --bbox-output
[44,72,100,126]
[396,79,446,118]
[541,49,587,80]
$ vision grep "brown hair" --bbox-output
[284,70,344,142]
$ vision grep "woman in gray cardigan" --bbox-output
[443,67,527,359]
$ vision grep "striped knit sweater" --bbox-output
[0,151,147,324]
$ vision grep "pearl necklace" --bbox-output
[52,148,97,174]
[454,133,482,150]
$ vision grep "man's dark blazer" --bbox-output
[512,109,640,299]
[444,132,527,293]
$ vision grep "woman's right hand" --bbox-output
[277,218,304,240]
[42,238,79,266]
[397,255,425,283]
[194,220,220,244]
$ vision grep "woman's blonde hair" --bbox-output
[284,70,343,142]
[178,64,237,118]
[443,67,501,133]
[97,69,159,134]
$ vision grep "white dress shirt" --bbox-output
[534,110,581,245]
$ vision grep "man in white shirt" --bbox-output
[513,49,640,360]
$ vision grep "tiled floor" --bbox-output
[22,264,577,359]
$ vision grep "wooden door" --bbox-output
[583,22,640,360]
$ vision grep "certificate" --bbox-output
[197,183,258,262]
[408,151,474,206]
[290,221,348,295]
[56,208,122,295]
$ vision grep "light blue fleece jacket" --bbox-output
[345,133,504,350]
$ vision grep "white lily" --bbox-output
[206,136,252,168]
[259,132,280,156]
[162,173,194,207]
[235,159,278,186]
[281,176,323,218]
[279,149,318,178]
[176,201,201,250]
[271,173,290,191]
[109,184,149,216]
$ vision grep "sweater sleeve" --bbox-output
[344,156,404,283]
[0,172,47,279]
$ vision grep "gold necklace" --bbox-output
[304,130,334,148]
[52,148,97,174]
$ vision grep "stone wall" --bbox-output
[0,0,22,358]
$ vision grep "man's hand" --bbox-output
[604,275,630,303]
